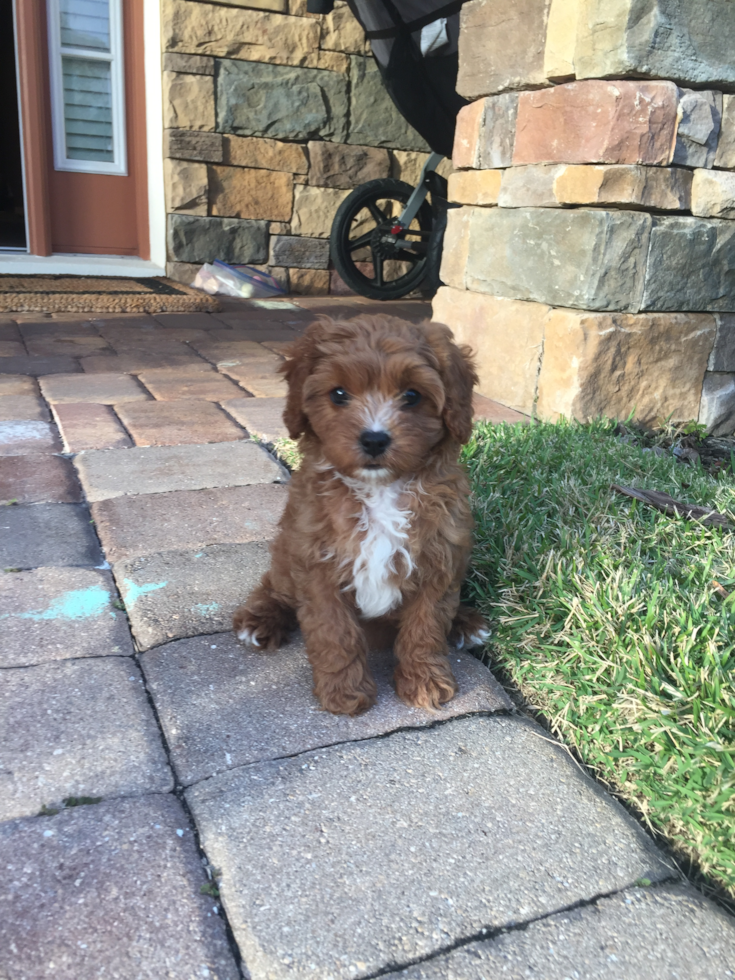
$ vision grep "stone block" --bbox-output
[447,170,502,206]
[469,93,520,170]
[223,134,309,172]
[465,207,652,312]
[348,56,430,151]
[433,288,548,415]
[708,314,735,372]
[116,399,245,447]
[208,165,293,221]
[187,715,668,980]
[699,373,735,436]
[0,658,172,819]
[320,1,366,54]
[692,169,735,220]
[317,49,349,72]
[0,341,25,355]
[380,884,735,980]
[575,0,735,90]
[222,396,288,441]
[642,216,735,312]
[513,80,679,167]
[0,420,62,456]
[52,402,132,451]
[673,90,722,168]
[92,483,287,563]
[164,128,224,163]
[0,394,49,421]
[452,100,485,169]
[142,633,509,785]
[81,352,205,374]
[164,0,317,63]
[472,392,529,424]
[0,454,80,505]
[457,0,552,99]
[536,309,715,424]
[0,796,239,980]
[162,51,214,74]
[1,503,103,570]
[291,184,350,238]
[167,214,268,265]
[543,0,578,81]
[714,94,735,169]
[137,368,242,401]
[39,372,148,404]
[270,235,330,269]
[289,268,331,295]
[162,70,215,132]
[75,440,285,502]
[0,374,36,395]
[0,356,81,376]
[24,335,110,357]
[0,567,133,668]
[438,206,475,290]
[499,164,692,211]
[114,541,272,650]
[308,141,390,189]
[216,59,348,141]
[163,158,208,215]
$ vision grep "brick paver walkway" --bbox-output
[2,296,734,980]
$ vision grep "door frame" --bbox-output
[4,0,165,275]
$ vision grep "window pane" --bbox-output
[60,0,110,50]
[62,56,114,161]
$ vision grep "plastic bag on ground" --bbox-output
[192,260,285,299]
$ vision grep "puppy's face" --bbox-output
[282,316,477,482]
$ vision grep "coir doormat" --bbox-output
[0,274,221,313]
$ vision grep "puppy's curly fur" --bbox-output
[233,314,489,715]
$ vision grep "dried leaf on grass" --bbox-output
[612,484,732,529]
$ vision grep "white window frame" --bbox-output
[46,0,127,175]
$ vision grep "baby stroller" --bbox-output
[308,0,468,300]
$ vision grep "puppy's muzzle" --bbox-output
[359,429,392,458]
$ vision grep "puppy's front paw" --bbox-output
[313,666,377,716]
[394,661,458,710]
[233,606,288,652]
[449,605,491,650]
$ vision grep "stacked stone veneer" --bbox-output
[434,0,735,434]
[162,0,449,295]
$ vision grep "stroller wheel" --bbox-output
[329,178,434,300]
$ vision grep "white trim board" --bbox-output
[143,0,165,270]
[0,253,165,276]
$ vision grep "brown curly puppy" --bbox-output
[233,314,489,715]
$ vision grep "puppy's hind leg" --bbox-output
[449,604,491,650]
[233,572,297,651]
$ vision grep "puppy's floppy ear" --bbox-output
[424,322,478,445]
[279,319,331,439]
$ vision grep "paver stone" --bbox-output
[0,394,50,421]
[0,375,37,395]
[141,632,510,784]
[136,369,243,401]
[0,795,239,980]
[74,440,286,501]
[39,372,149,404]
[186,715,670,980]
[381,884,735,979]
[0,657,172,819]
[0,454,80,505]
[221,396,288,441]
[0,356,81,376]
[52,402,132,452]
[0,420,62,456]
[114,542,272,649]
[92,483,287,562]
[115,399,245,447]
[1,503,102,569]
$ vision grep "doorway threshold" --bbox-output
[0,252,166,277]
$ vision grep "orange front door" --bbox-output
[15,0,149,258]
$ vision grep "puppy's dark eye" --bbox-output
[330,387,350,405]
[402,389,421,407]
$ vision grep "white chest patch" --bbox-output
[340,476,414,619]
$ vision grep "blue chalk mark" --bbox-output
[122,579,167,606]
[192,602,219,616]
[0,585,111,623]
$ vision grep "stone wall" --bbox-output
[435,0,735,434]
[161,0,449,295]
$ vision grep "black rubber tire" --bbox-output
[329,178,434,301]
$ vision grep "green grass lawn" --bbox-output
[462,419,735,900]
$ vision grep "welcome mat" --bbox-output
[0,275,221,313]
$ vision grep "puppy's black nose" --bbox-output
[359,430,392,458]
